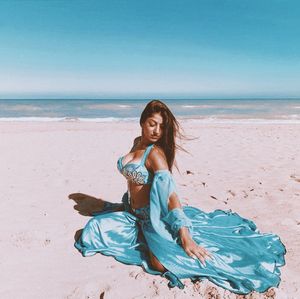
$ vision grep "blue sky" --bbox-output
[0,0,300,99]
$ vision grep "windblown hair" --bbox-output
[140,100,185,172]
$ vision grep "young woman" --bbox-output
[75,100,286,294]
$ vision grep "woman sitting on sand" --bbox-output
[75,100,285,294]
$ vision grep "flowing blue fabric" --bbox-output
[75,170,286,294]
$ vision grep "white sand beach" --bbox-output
[0,120,299,299]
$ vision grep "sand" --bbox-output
[0,120,299,299]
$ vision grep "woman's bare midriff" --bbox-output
[128,180,166,272]
[128,181,151,209]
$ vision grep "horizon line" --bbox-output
[1,96,300,101]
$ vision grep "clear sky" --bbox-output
[0,0,300,99]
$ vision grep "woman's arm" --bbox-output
[148,146,212,265]
[169,192,212,266]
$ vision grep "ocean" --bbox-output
[0,98,300,123]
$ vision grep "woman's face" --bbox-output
[141,113,164,144]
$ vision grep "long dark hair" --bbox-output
[140,100,184,172]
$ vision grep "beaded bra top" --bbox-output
[117,144,154,185]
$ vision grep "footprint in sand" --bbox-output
[11,232,32,248]
[98,285,112,299]
[264,288,276,299]
[44,239,51,246]
[227,190,236,197]
[242,190,248,198]
[186,170,195,175]
[204,286,221,299]
[151,279,160,296]
[192,281,201,293]
[290,174,300,183]
[129,270,145,280]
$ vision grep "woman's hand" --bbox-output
[179,227,212,266]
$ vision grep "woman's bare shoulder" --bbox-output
[148,145,168,171]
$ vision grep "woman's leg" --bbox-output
[149,250,166,272]
[75,211,144,264]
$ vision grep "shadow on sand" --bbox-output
[69,192,107,242]
[68,192,106,216]
[69,192,124,242]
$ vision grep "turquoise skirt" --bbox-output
[75,203,286,294]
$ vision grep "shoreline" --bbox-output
[1,117,300,124]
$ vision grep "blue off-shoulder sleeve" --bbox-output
[162,208,192,235]
[149,170,192,240]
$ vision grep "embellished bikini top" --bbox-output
[117,144,154,185]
